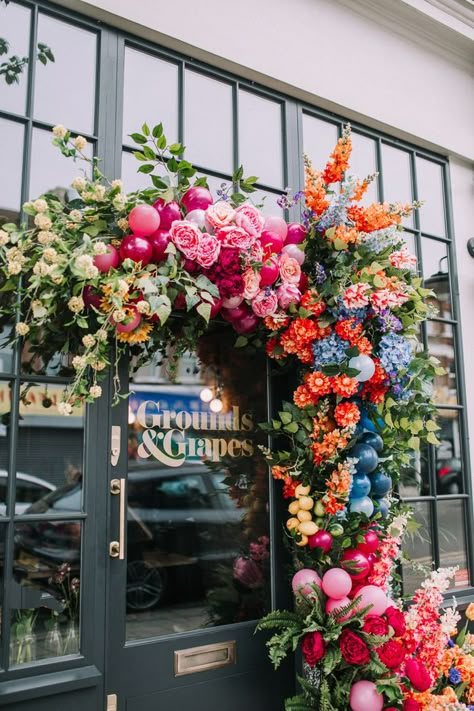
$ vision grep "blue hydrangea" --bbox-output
[448,667,462,684]
[332,299,368,321]
[313,333,348,368]
[377,333,413,374]
[359,225,403,253]
[377,309,402,333]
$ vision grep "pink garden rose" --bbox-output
[277,282,301,309]
[235,204,265,237]
[242,268,261,299]
[195,232,221,269]
[342,282,371,310]
[218,225,256,250]
[251,289,278,317]
[389,246,417,271]
[206,201,235,229]
[278,253,301,284]
[244,241,264,266]
[170,220,201,260]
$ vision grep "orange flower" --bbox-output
[334,318,363,343]
[266,336,284,360]
[301,289,326,317]
[293,384,314,408]
[332,375,359,398]
[322,130,352,185]
[306,371,332,397]
[264,313,290,331]
[305,165,329,215]
[323,491,345,515]
[329,224,359,246]
[466,602,474,621]
[297,344,315,364]
[352,336,373,355]
[347,202,406,233]
[271,465,288,481]
[312,430,348,466]
[351,177,371,202]
[334,402,360,428]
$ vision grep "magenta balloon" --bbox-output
[341,549,371,580]
[181,186,213,213]
[264,215,288,240]
[119,235,153,266]
[325,596,352,621]
[260,230,284,255]
[148,229,170,262]
[93,244,119,273]
[259,259,279,286]
[308,530,333,553]
[357,531,379,554]
[83,285,102,309]
[355,584,388,616]
[282,243,305,265]
[233,312,259,334]
[221,295,243,309]
[285,222,307,245]
[128,204,160,237]
[291,569,321,598]
[349,681,383,711]
[321,568,353,599]
[152,199,181,231]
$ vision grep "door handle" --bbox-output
[110,478,126,560]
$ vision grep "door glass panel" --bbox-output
[0,525,5,667]
[402,501,432,595]
[427,321,458,406]
[416,157,446,237]
[0,380,12,516]
[34,14,97,134]
[399,443,430,498]
[239,90,283,188]
[435,409,463,495]
[11,520,81,664]
[421,238,451,319]
[437,499,469,589]
[380,144,414,227]
[0,2,30,115]
[302,114,339,173]
[126,327,270,640]
[0,118,24,225]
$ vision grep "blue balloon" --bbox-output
[373,498,389,519]
[359,412,376,432]
[370,471,392,497]
[349,496,374,517]
[351,443,379,474]
[350,473,371,499]
[360,432,384,453]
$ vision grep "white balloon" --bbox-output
[282,244,305,265]
[186,209,207,230]
[348,354,376,382]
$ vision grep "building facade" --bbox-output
[0,0,473,709]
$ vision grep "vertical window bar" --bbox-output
[375,138,384,203]
[232,82,239,176]
[177,59,184,146]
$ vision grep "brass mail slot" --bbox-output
[174,640,236,676]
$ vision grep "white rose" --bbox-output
[15,322,30,336]
[52,125,68,139]
[74,135,87,151]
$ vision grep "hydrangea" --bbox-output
[332,299,368,322]
[377,308,402,333]
[377,333,413,373]
[312,332,348,367]
[359,224,403,253]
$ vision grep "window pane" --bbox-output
[399,443,430,497]
[252,189,284,216]
[0,526,4,667]
[0,327,14,375]
[438,500,469,589]
[29,128,93,200]
[421,238,451,320]
[121,151,163,192]
[239,90,283,187]
[123,48,179,146]
[402,501,433,595]
[381,144,413,227]
[11,521,81,664]
[0,381,12,516]
[0,2,30,115]
[0,119,24,225]
[416,157,446,237]
[34,14,96,134]
[427,321,458,406]
[436,409,464,495]
[348,132,378,205]
[15,383,84,512]
[302,114,338,172]
[185,71,233,174]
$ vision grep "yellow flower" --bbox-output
[116,322,153,344]
[466,602,474,621]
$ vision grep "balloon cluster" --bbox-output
[349,425,392,519]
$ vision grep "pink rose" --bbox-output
[342,282,371,310]
[244,241,264,266]
[170,220,202,260]
[206,201,235,229]
[235,204,265,237]
[251,289,278,317]
[242,268,261,299]
[218,225,256,250]
[195,232,221,269]
[277,282,301,309]
[278,253,301,284]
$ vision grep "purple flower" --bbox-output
[377,309,402,333]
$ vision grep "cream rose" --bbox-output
[278,253,301,284]
[241,268,261,299]
[206,201,236,229]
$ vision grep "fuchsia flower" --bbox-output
[276,283,301,309]
[233,557,263,589]
[217,225,256,250]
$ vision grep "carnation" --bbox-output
[74,135,87,150]
[89,385,102,398]
[33,198,48,213]
[82,334,95,348]
[93,241,108,255]
[72,355,87,370]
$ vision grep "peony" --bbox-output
[241,268,261,299]
[195,232,221,268]
[276,282,301,310]
[206,201,235,229]
[342,282,371,310]
[278,253,301,284]
[385,606,406,637]
[235,204,265,237]
[404,658,432,691]
[217,225,256,250]
[301,632,326,666]
[217,274,243,298]
[339,629,370,665]
[377,639,405,669]
[251,289,278,318]
[362,615,389,637]
[170,220,201,260]
[219,247,241,274]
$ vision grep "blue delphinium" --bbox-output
[448,667,462,685]
[313,333,348,368]
[313,262,326,285]
[378,333,413,373]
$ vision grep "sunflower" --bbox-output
[116,321,153,344]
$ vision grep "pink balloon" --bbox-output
[282,243,305,265]
[321,568,352,599]
[181,186,213,213]
[186,208,213,232]
[93,244,119,273]
[325,596,352,621]
[349,681,383,711]
[285,222,307,245]
[221,295,243,309]
[260,230,284,255]
[291,569,321,598]
[341,549,371,580]
[128,204,160,237]
[264,215,288,240]
[354,585,388,616]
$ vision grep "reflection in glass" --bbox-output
[29,128,93,201]
[0,381,12,516]
[239,90,283,188]
[11,522,81,664]
[126,327,270,639]
[0,526,4,667]
[402,501,433,595]
[123,49,179,146]
[399,444,430,498]
[381,144,413,227]
[34,14,96,133]
[0,119,24,225]
[0,2,30,115]
[421,238,451,320]
[302,115,338,173]
[435,410,463,495]
[0,326,14,375]
[427,321,457,406]
[348,133,378,205]
[438,500,469,589]
[416,157,446,237]
[185,71,233,175]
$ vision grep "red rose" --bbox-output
[377,639,406,669]
[405,658,432,692]
[217,275,243,298]
[363,615,389,637]
[339,629,370,665]
[385,606,406,637]
[403,701,421,711]
[219,247,241,274]
[301,631,326,666]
